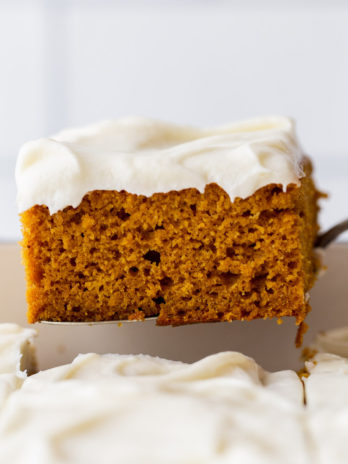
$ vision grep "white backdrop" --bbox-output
[0,0,347,241]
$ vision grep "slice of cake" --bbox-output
[16,116,321,326]
[0,352,309,463]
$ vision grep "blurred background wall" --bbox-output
[0,0,347,241]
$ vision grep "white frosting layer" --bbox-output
[0,323,36,376]
[314,326,348,358]
[16,116,303,214]
[0,352,309,463]
[304,353,348,463]
[305,353,348,408]
[0,324,36,409]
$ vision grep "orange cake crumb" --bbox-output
[20,158,320,326]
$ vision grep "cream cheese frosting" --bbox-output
[16,116,304,215]
[313,326,348,358]
[4,324,348,462]
[0,324,36,409]
[0,352,310,464]
[304,353,348,464]
[0,323,36,377]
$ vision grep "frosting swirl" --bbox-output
[16,116,303,215]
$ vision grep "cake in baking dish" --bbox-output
[16,116,321,326]
[2,324,348,462]
[0,351,308,463]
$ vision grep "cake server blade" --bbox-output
[39,317,158,326]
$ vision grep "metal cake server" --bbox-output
[314,218,348,249]
[40,219,348,326]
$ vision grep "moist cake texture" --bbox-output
[16,117,321,325]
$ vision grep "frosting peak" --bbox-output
[16,116,303,214]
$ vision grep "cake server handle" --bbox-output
[315,219,348,249]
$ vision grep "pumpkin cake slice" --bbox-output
[16,116,321,326]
